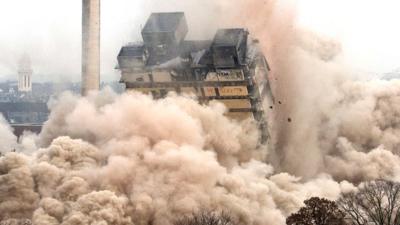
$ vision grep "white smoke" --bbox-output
[0,114,17,153]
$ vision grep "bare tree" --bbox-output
[174,211,236,225]
[337,180,400,225]
[286,197,346,225]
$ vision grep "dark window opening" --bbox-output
[160,89,168,97]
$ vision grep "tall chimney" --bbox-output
[82,0,100,95]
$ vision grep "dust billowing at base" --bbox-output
[224,0,394,180]
[0,91,354,225]
[2,0,400,224]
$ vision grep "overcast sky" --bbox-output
[298,0,400,76]
[0,0,399,82]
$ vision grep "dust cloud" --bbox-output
[0,90,354,225]
[229,1,400,181]
[2,80,400,224]
[1,0,400,224]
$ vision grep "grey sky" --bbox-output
[0,1,144,82]
[298,0,400,75]
[0,0,399,82]
[0,0,227,82]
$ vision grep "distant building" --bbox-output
[0,102,49,124]
[18,55,33,92]
[0,80,123,137]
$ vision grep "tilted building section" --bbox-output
[117,12,272,143]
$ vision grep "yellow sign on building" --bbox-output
[219,99,252,109]
[218,86,248,96]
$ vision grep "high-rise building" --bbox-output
[117,12,273,143]
[18,55,33,92]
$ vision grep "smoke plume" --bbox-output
[1,90,356,225]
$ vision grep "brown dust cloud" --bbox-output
[2,0,400,224]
